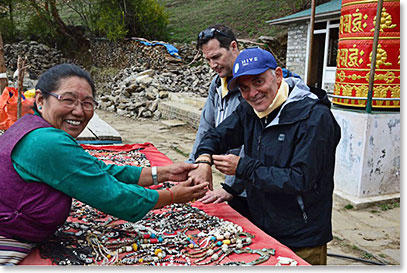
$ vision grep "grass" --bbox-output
[170,144,190,158]
[379,202,399,211]
[344,204,354,210]
[370,201,400,214]
[158,0,292,43]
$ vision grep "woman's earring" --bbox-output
[38,106,42,110]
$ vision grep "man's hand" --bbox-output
[188,163,213,190]
[212,154,240,175]
[198,188,233,204]
[160,162,198,182]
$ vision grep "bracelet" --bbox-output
[194,160,212,166]
[152,166,158,185]
[166,188,174,204]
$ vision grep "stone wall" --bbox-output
[4,40,67,79]
[286,23,308,79]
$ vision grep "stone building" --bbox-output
[268,0,400,207]
[267,0,341,93]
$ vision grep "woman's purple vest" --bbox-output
[0,114,72,242]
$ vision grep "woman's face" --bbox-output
[36,76,94,138]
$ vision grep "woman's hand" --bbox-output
[212,154,240,175]
[159,162,198,182]
[171,179,209,203]
[154,179,208,208]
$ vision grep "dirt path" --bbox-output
[95,109,400,266]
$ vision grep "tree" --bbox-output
[65,0,169,41]
[0,31,7,93]
[27,0,78,43]
[1,0,169,54]
[0,0,17,42]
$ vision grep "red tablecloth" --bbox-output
[19,143,309,266]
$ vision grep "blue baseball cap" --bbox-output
[228,48,278,90]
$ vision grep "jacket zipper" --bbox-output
[257,135,262,151]
[257,118,266,151]
[296,195,308,224]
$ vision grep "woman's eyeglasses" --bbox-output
[43,91,98,111]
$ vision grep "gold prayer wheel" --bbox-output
[333,0,400,108]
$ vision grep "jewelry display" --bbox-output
[36,147,297,266]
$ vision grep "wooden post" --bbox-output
[306,0,316,86]
[366,0,384,113]
[16,56,27,119]
[0,32,7,93]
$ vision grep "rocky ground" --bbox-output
[95,109,400,267]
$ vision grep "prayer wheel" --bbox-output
[333,0,400,108]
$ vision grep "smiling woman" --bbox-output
[33,64,97,138]
[0,64,209,265]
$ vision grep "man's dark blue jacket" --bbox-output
[196,77,341,248]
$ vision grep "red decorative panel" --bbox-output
[334,0,400,108]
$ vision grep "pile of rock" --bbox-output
[90,38,192,70]
[3,40,66,79]
[89,38,219,120]
[92,38,281,120]
[2,37,281,122]
[96,61,215,120]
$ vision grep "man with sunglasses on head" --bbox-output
[187,25,252,220]
[190,48,341,265]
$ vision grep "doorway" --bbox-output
[309,33,326,88]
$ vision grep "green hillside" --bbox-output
[159,0,312,43]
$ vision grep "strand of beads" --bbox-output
[40,198,281,266]
[220,247,277,266]
[84,149,150,167]
[39,184,280,266]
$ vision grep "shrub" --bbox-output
[95,0,169,42]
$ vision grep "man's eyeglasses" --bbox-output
[197,28,233,41]
[43,91,98,111]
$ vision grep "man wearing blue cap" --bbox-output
[191,47,341,265]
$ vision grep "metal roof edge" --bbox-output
[267,10,341,25]
[266,0,342,25]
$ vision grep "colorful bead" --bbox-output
[132,243,138,251]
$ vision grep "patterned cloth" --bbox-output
[0,235,35,265]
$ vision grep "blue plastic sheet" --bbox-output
[282,68,301,79]
[136,40,181,59]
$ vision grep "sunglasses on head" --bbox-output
[198,28,233,41]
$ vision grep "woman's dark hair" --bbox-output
[197,24,238,50]
[35,63,96,98]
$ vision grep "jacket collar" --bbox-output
[241,77,330,126]
[215,75,240,98]
[270,78,329,126]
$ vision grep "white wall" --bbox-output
[332,108,400,202]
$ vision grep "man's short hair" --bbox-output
[197,24,238,50]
